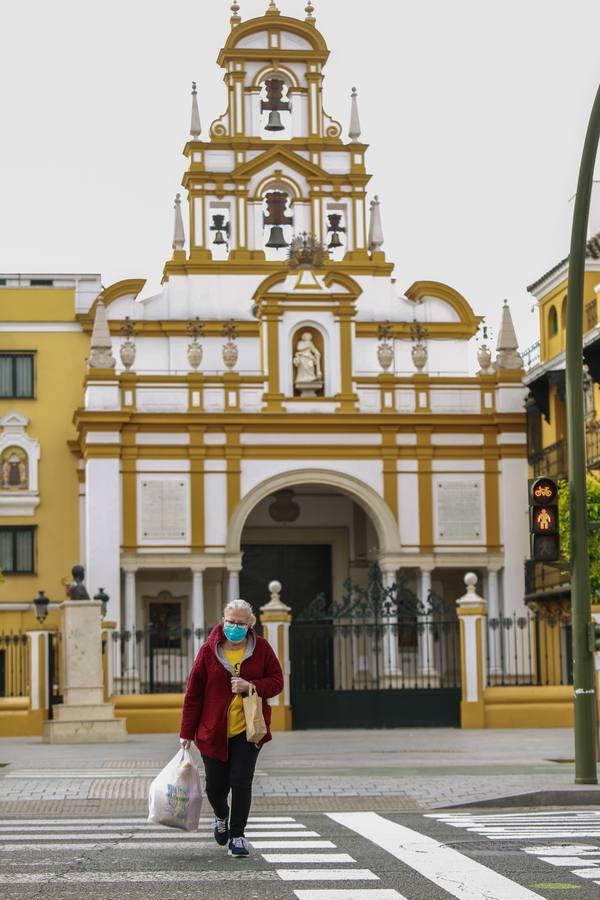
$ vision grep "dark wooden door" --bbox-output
[240,544,332,620]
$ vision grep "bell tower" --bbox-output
[164,0,392,276]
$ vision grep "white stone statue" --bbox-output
[293,332,322,386]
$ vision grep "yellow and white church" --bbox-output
[0,1,530,732]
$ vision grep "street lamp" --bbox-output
[33,591,49,624]
[94,588,109,619]
[565,83,600,784]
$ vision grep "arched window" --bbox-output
[548,305,558,337]
[561,296,567,330]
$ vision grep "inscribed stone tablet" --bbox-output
[140,479,188,542]
[437,480,482,541]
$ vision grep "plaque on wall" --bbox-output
[140,478,188,542]
[436,480,482,541]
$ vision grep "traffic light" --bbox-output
[529,476,560,562]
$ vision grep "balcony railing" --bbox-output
[524,559,570,600]
[522,340,541,371]
[528,439,567,478]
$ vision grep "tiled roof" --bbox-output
[527,231,600,294]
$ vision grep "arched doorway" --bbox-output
[228,470,460,729]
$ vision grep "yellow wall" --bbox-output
[0,288,86,606]
[539,271,599,363]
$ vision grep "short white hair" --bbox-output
[223,598,256,628]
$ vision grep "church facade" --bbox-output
[0,2,529,727]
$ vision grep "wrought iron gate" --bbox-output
[290,566,461,728]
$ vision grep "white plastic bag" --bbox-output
[148,747,202,831]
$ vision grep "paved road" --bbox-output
[1,809,600,899]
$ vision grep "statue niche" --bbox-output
[1,447,28,491]
[293,328,324,398]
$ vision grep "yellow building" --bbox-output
[524,222,600,605]
[1,3,530,733]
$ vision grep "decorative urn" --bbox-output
[119,318,136,371]
[411,343,428,372]
[376,322,394,372]
[187,341,203,371]
[222,319,239,372]
[187,319,204,372]
[477,344,493,374]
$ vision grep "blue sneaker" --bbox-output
[228,836,250,857]
[214,816,229,846]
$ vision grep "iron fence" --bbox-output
[48,631,63,717]
[291,615,461,694]
[111,624,216,694]
[0,631,28,697]
[486,611,573,687]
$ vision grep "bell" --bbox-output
[328,232,343,250]
[213,230,226,246]
[265,225,289,249]
[265,110,285,132]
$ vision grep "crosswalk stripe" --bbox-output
[0,816,295,825]
[293,893,407,900]
[330,812,546,900]
[0,830,320,842]
[0,871,279,884]
[0,842,216,851]
[539,856,600,867]
[278,869,378,882]
[262,854,355,864]
[524,846,600,855]
[250,841,336,849]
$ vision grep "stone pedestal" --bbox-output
[260,581,292,731]
[43,601,128,744]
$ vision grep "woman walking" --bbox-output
[179,598,284,857]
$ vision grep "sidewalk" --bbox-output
[0,729,597,816]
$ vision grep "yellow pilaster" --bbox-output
[189,426,206,550]
[417,429,433,551]
[484,430,501,550]
[226,428,242,523]
[381,427,398,522]
[122,428,137,553]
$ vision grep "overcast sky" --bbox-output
[2,0,600,350]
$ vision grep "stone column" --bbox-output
[486,568,501,676]
[123,567,138,676]
[227,568,240,603]
[192,567,206,656]
[43,601,127,743]
[456,573,487,728]
[380,567,400,678]
[418,569,438,679]
[260,581,292,731]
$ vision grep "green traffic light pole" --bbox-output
[566,83,600,784]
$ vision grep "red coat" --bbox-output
[179,624,284,761]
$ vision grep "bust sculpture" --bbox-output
[293,332,323,397]
[68,565,91,600]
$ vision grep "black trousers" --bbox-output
[202,733,260,838]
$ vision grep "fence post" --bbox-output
[593,603,600,734]
[259,580,292,731]
[457,572,487,728]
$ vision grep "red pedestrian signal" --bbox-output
[528,476,560,562]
